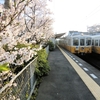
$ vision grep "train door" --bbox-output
[94,39,99,53]
[80,38,85,46]
[79,37,85,53]
[85,37,92,53]
[72,37,79,53]
[86,37,91,46]
[92,39,95,52]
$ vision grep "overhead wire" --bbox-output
[80,4,100,23]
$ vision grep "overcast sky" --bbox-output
[0,0,4,4]
[1,0,100,33]
[48,0,100,33]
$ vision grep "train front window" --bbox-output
[73,38,79,46]
[86,38,91,46]
[95,40,98,46]
[80,39,84,46]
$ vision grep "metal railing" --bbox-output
[0,57,37,100]
[0,46,49,100]
[45,45,49,55]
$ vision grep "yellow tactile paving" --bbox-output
[58,46,100,100]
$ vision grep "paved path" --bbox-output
[36,47,95,100]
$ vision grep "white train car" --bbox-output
[58,31,92,54]
[91,34,100,54]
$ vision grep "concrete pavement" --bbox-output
[36,47,95,100]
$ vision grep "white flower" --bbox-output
[13,83,17,87]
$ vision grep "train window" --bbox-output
[95,40,98,46]
[86,38,91,46]
[73,38,79,46]
[80,39,84,46]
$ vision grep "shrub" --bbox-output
[48,41,54,51]
[15,42,39,49]
[35,49,50,78]
[32,49,50,100]
[0,63,10,72]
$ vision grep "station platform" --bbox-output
[36,46,100,100]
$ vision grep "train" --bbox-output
[91,34,100,54]
[58,31,92,54]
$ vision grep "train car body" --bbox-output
[58,31,92,54]
[92,35,100,54]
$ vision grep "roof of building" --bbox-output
[55,33,66,38]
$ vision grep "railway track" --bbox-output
[61,47,100,70]
[77,53,100,69]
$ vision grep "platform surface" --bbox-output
[36,47,97,100]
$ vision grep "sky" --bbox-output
[0,0,4,4]
[1,0,100,33]
[48,0,100,33]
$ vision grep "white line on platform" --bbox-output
[75,60,78,62]
[83,68,89,71]
[90,74,98,79]
[73,58,75,60]
[78,63,83,66]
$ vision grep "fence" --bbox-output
[45,45,49,55]
[0,57,37,100]
[0,46,49,100]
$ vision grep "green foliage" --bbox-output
[15,42,28,49]
[15,42,39,49]
[0,63,10,72]
[31,87,38,100]
[0,36,2,41]
[2,44,9,52]
[42,42,48,49]
[48,41,55,51]
[35,49,50,78]
[30,76,42,100]
[32,49,50,100]
[32,44,40,49]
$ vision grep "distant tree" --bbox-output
[87,24,100,33]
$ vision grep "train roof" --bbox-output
[68,31,80,36]
[91,34,100,39]
[68,31,91,36]
[55,33,66,38]
[67,33,91,38]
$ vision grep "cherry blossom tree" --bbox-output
[24,0,54,43]
[0,0,53,72]
[87,24,100,33]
